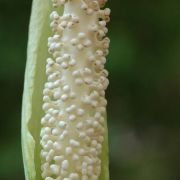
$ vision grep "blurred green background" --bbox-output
[1,0,180,180]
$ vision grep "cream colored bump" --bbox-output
[45,177,54,180]
[62,85,70,92]
[65,147,73,155]
[53,141,62,150]
[69,139,80,147]
[76,122,83,129]
[61,160,69,170]
[58,121,67,128]
[54,155,64,163]
[69,173,79,180]
[68,114,76,121]
[72,154,79,161]
[50,164,59,175]
[78,148,86,156]
[61,94,68,101]
[76,108,84,116]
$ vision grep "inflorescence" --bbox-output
[40,0,110,179]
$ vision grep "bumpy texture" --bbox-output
[40,0,110,179]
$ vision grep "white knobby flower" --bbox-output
[22,0,110,180]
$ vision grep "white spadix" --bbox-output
[22,0,110,180]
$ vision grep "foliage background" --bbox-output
[0,0,180,179]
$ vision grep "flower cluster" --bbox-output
[40,0,110,179]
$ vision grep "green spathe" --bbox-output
[21,0,52,179]
[21,0,109,180]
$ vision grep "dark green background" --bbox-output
[0,0,180,179]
